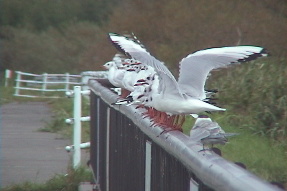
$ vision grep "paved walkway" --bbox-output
[0,102,72,188]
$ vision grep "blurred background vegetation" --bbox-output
[1,0,287,188]
[1,0,286,72]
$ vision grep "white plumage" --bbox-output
[108,33,267,115]
[190,115,238,149]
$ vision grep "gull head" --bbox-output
[103,61,116,70]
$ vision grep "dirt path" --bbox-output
[0,102,71,188]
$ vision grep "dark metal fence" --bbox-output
[88,79,281,191]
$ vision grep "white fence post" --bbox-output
[5,69,12,87]
[73,86,82,169]
[145,141,152,191]
[42,73,48,95]
[65,73,70,91]
[14,71,21,96]
[65,87,91,168]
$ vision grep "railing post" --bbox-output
[42,73,48,95]
[145,141,152,191]
[14,71,21,96]
[106,107,111,191]
[5,69,12,87]
[65,73,70,91]
[73,86,82,169]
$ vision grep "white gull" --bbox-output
[109,33,267,115]
[190,115,238,150]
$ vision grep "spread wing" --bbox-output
[109,33,184,98]
[178,46,268,99]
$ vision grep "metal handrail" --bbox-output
[88,79,281,191]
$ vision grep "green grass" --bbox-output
[212,113,287,183]
[182,113,287,185]
[41,96,91,142]
[0,167,93,191]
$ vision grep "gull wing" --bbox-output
[109,33,183,97]
[156,70,184,98]
[178,46,268,99]
[190,119,223,141]
[190,125,211,142]
[108,33,174,80]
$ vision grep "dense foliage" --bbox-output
[0,0,116,30]
[1,0,286,72]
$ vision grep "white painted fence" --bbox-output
[14,71,82,98]
[65,86,91,169]
[13,70,109,168]
[13,71,108,98]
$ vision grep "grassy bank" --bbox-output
[0,167,93,191]
[182,113,287,185]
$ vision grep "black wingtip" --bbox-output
[108,33,131,57]
[260,48,270,57]
[237,47,269,63]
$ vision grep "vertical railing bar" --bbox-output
[42,73,48,95]
[145,141,152,191]
[73,86,82,168]
[189,178,199,191]
[65,73,70,91]
[5,69,11,87]
[14,71,21,96]
[106,107,110,191]
[96,98,100,185]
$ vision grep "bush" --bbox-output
[0,23,104,73]
[0,0,116,31]
[208,57,287,141]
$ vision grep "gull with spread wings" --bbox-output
[108,32,267,130]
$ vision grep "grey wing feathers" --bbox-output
[109,33,175,78]
[178,46,267,99]
[189,126,211,142]
[109,33,182,96]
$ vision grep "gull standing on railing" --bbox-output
[189,115,238,150]
[108,32,268,130]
